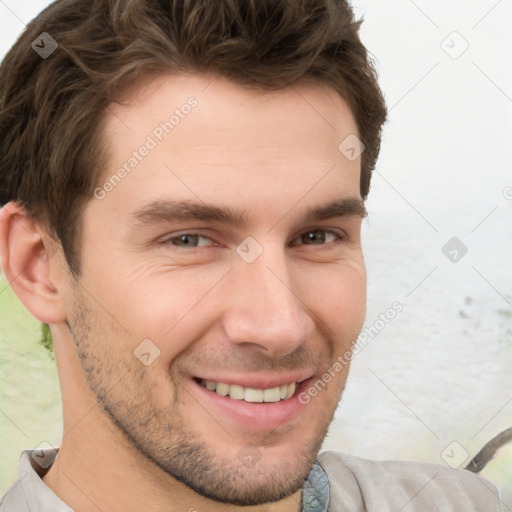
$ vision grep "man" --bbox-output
[0,0,502,510]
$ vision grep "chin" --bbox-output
[176,446,318,506]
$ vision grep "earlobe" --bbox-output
[0,202,67,324]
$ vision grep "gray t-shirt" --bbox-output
[0,448,501,511]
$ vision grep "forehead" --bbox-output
[92,73,362,228]
[102,72,359,167]
[108,72,356,129]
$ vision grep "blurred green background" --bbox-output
[0,276,62,495]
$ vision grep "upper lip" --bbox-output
[193,371,314,390]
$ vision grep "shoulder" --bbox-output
[0,448,67,512]
[317,450,502,512]
[0,480,29,511]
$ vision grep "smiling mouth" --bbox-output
[194,378,301,403]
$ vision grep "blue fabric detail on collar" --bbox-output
[302,461,330,512]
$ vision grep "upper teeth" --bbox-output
[200,380,296,402]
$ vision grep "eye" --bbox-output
[160,228,345,250]
[162,232,216,248]
[291,229,344,247]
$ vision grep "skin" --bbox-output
[0,73,366,512]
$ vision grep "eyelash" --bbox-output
[160,229,345,249]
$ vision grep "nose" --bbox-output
[220,242,314,357]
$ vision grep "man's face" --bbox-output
[62,74,366,505]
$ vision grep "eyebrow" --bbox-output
[130,197,367,230]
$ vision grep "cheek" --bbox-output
[100,265,229,360]
[85,253,366,368]
[297,260,366,340]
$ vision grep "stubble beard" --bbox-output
[66,286,341,506]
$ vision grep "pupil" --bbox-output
[306,231,323,243]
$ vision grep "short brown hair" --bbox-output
[0,0,387,276]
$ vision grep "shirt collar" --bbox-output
[18,448,73,511]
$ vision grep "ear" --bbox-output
[0,202,67,324]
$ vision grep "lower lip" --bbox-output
[188,378,313,431]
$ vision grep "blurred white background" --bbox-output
[1,0,511,506]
